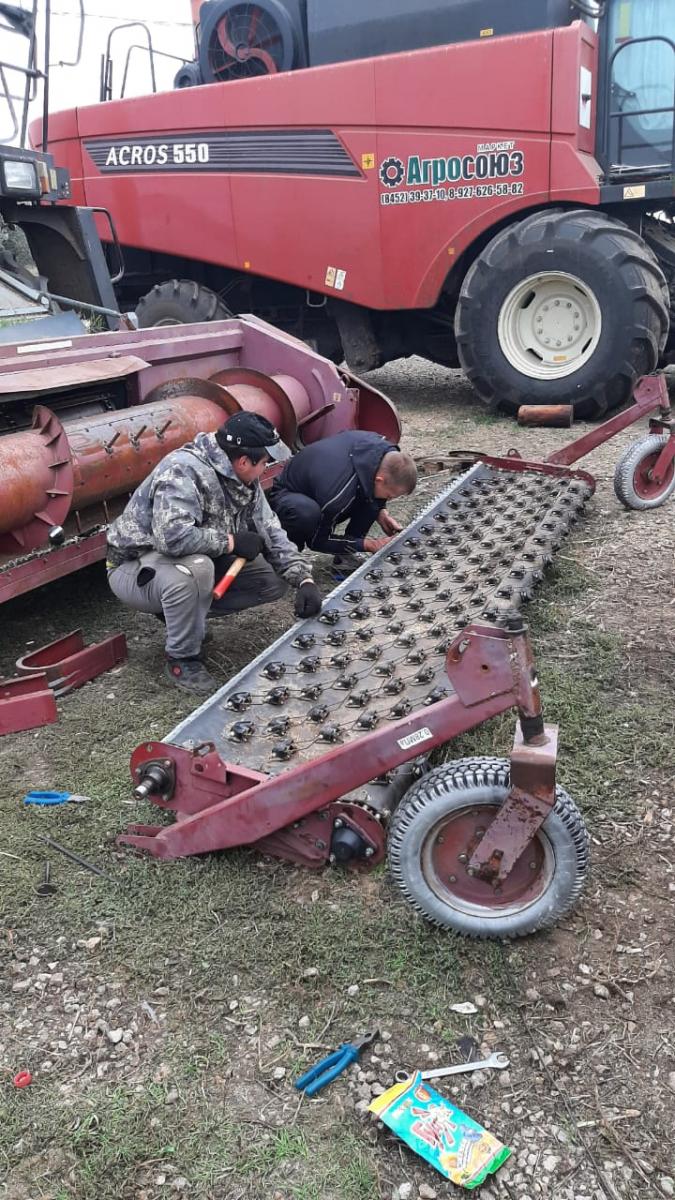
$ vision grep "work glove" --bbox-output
[294,580,322,619]
[232,530,264,561]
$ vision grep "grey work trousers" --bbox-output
[108,550,288,659]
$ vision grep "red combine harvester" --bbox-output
[35,0,675,418]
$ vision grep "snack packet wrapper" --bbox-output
[369,1072,511,1189]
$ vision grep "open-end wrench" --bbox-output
[395,1051,509,1084]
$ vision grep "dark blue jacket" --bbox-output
[270,431,399,554]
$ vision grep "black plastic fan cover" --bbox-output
[198,0,298,82]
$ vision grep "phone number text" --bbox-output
[380,182,525,205]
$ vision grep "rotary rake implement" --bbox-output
[122,453,594,938]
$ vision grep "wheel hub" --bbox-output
[498,272,602,381]
[423,805,553,916]
[634,449,675,500]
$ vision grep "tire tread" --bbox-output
[136,279,233,328]
[388,757,589,938]
[456,209,669,417]
[613,434,675,510]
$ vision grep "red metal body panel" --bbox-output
[39,23,601,312]
[0,674,58,736]
[0,531,108,606]
[15,630,128,696]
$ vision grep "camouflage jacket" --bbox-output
[107,432,312,587]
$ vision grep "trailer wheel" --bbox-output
[388,757,589,938]
[455,209,669,419]
[135,280,233,328]
[613,434,675,510]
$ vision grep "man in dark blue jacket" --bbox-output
[269,431,417,578]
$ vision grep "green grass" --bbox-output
[1,530,672,1196]
[2,1077,379,1199]
[444,560,673,820]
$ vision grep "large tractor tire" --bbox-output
[455,209,669,419]
[643,216,675,356]
[135,280,233,328]
[388,757,589,938]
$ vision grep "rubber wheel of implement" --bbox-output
[388,757,589,938]
[135,280,233,328]
[455,209,669,419]
[613,434,675,510]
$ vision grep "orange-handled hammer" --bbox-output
[213,556,247,600]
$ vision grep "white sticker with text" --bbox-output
[397,727,433,750]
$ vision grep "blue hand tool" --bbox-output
[23,791,88,806]
[294,1031,378,1097]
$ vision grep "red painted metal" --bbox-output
[0,530,108,606]
[546,375,673,468]
[16,630,128,696]
[646,437,675,491]
[427,802,548,909]
[479,453,595,491]
[209,367,307,446]
[39,25,599,313]
[0,407,74,555]
[0,673,58,736]
[468,723,559,885]
[0,320,399,444]
[119,622,557,860]
[0,393,231,548]
[0,354,149,397]
[517,405,574,429]
[250,800,385,869]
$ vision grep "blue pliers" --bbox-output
[294,1031,378,1097]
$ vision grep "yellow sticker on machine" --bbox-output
[624,184,646,199]
[618,2,631,40]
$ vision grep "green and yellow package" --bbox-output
[369,1072,511,1188]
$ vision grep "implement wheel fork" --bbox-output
[121,617,563,892]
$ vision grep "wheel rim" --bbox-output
[422,804,554,918]
[498,271,602,381]
[633,448,675,500]
[151,317,186,327]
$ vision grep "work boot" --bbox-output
[164,657,216,695]
[332,551,365,580]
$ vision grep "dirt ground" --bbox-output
[1,361,674,1200]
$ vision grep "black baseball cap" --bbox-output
[217,411,285,461]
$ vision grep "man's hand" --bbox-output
[231,530,264,561]
[294,579,322,619]
[363,535,392,554]
[378,510,402,536]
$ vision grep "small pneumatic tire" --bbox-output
[388,757,589,938]
[613,434,675,510]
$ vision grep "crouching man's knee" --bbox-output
[172,555,215,599]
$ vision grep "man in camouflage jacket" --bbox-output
[107,412,322,694]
